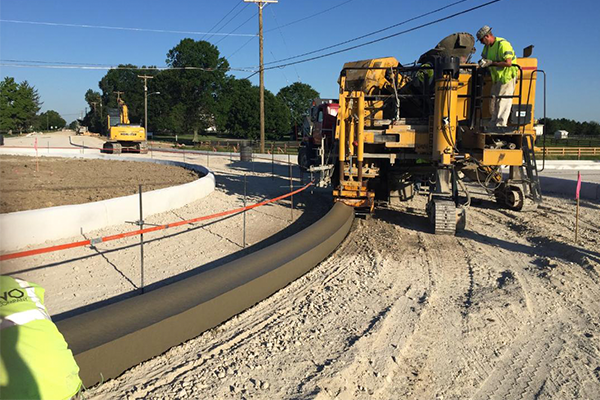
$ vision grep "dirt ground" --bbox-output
[1,134,599,399]
[0,155,198,213]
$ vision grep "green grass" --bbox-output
[535,138,600,147]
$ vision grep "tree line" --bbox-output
[81,39,319,141]
[0,77,66,133]
[539,118,600,137]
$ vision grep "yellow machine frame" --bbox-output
[330,54,542,233]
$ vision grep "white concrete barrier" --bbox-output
[0,150,215,251]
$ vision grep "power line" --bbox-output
[0,19,256,37]
[264,0,354,33]
[200,1,244,40]
[263,0,502,71]
[269,7,301,82]
[260,0,470,67]
[0,62,256,72]
[205,3,251,41]
[226,0,354,60]
[215,11,258,45]
[0,0,501,76]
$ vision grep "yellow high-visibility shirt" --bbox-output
[0,276,82,400]
[482,37,518,84]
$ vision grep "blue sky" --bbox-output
[1,0,599,123]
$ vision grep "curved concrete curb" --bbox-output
[56,202,354,387]
[0,151,215,251]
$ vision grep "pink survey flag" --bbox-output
[575,171,582,200]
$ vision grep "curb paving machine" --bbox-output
[307,33,545,235]
[102,95,148,154]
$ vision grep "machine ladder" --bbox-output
[522,135,543,202]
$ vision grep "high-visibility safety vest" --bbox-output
[0,276,82,400]
[481,37,518,84]
[416,62,434,84]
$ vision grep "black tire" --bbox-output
[298,146,309,171]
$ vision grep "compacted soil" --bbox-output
[0,155,198,213]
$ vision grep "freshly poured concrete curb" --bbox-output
[0,151,215,251]
[56,202,354,387]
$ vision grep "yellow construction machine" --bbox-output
[102,96,148,154]
[312,33,544,235]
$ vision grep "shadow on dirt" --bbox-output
[373,207,432,234]
[462,230,600,276]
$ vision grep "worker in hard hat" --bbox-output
[0,275,82,400]
[476,25,518,130]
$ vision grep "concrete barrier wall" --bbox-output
[0,150,215,251]
[57,202,355,387]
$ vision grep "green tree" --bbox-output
[276,82,319,132]
[98,64,147,124]
[165,39,229,139]
[0,77,41,133]
[539,117,600,137]
[36,110,66,131]
[219,78,290,140]
[265,90,291,140]
[82,89,105,133]
[221,79,259,138]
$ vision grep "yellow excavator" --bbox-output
[102,95,148,154]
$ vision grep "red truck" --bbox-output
[297,99,339,172]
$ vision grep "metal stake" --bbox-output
[207,150,209,167]
[272,150,275,179]
[138,185,145,294]
[289,154,293,221]
[243,174,247,248]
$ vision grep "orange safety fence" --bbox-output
[0,182,313,262]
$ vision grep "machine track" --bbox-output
[429,199,457,235]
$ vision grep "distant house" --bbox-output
[534,125,544,136]
[554,130,569,139]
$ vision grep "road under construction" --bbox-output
[1,129,600,398]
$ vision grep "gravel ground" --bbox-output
[2,132,599,399]
[80,186,600,400]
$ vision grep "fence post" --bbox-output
[243,174,247,249]
[289,154,293,221]
[138,185,145,294]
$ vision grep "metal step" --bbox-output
[522,135,542,202]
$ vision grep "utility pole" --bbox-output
[245,0,277,154]
[138,75,154,133]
